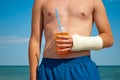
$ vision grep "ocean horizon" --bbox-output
[0,66,120,80]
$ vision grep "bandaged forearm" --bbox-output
[71,34,103,51]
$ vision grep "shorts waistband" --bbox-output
[40,56,91,66]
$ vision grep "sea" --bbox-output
[0,66,120,80]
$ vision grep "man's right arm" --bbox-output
[28,0,43,80]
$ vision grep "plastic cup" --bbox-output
[54,27,69,54]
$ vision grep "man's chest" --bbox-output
[42,0,94,19]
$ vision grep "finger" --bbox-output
[56,36,73,43]
[57,35,70,39]
[56,39,72,44]
[56,44,72,48]
[58,48,71,52]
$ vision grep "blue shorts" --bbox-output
[37,56,100,80]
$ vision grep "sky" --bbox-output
[0,0,120,66]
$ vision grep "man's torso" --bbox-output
[42,0,95,58]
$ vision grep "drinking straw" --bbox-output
[55,8,62,32]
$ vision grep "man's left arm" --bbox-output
[93,0,114,48]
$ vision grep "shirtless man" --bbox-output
[29,0,114,80]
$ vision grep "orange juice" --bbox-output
[55,32,69,55]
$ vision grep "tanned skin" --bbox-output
[29,0,114,80]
